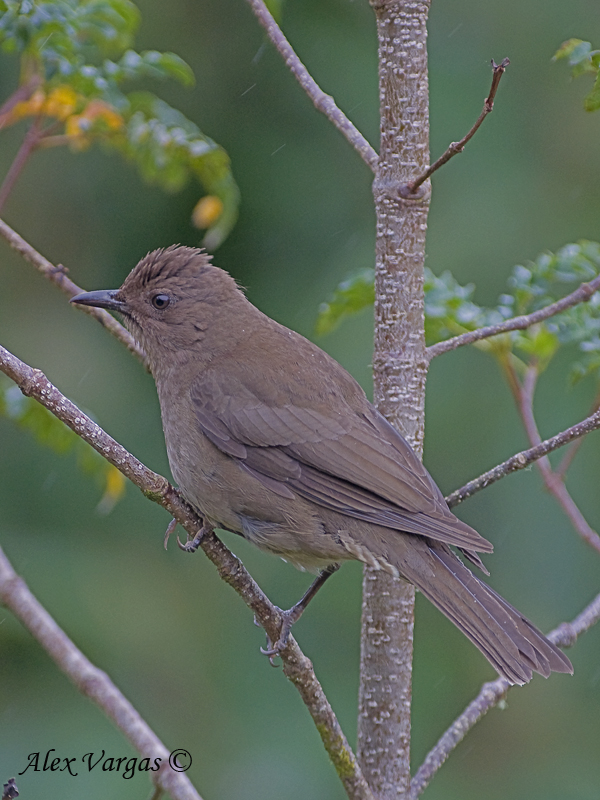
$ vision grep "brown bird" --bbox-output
[71,245,573,685]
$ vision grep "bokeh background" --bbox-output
[1,0,600,798]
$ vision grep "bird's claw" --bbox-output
[259,607,298,665]
[163,518,178,550]
[257,565,340,663]
[176,524,208,553]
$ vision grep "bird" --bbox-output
[71,245,573,685]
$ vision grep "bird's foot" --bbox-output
[257,564,340,665]
[176,523,210,553]
[260,606,303,665]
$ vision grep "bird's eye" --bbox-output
[151,294,171,310]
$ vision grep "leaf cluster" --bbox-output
[0,0,192,98]
[317,242,600,381]
[0,0,238,248]
[554,38,600,112]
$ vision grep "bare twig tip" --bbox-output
[407,57,510,193]
[487,57,510,110]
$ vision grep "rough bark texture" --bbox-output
[358,2,431,797]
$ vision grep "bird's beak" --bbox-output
[70,289,126,313]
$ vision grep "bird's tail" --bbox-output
[352,527,573,684]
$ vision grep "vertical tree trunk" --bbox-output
[357,2,431,797]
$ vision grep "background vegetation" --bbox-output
[1,1,599,798]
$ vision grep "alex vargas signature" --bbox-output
[18,748,192,779]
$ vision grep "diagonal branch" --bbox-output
[0,342,374,800]
[427,272,600,360]
[406,58,509,195]
[0,75,42,128]
[0,118,44,213]
[0,546,203,800]
[445,405,600,508]
[244,0,378,171]
[0,217,146,365]
[555,388,600,479]
[409,589,600,800]
[517,365,600,555]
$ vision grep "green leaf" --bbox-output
[584,73,600,112]
[0,0,238,247]
[145,51,195,87]
[553,39,586,62]
[554,38,600,112]
[513,324,560,370]
[109,92,239,249]
[0,0,141,65]
[316,269,375,336]
[317,241,600,381]
[571,337,600,383]
[0,384,126,512]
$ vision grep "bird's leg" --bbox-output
[176,521,213,553]
[260,563,340,661]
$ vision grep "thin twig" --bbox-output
[0,343,374,800]
[0,75,42,128]
[0,547,203,800]
[0,118,44,213]
[427,272,600,360]
[445,405,600,508]
[406,58,509,195]
[555,388,600,479]
[244,0,378,172]
[518,365,600,555]
[0,217,146,365]
[36,133,75,148]
[409,589,600,800]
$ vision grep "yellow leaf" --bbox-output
[2,89,46,125]
[44,86,78,120]
[64,115,92,150]
[192,195,224,228]
[81,100,124,130]
[96,466,127,515]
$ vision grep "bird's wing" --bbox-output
[190,367,492,554]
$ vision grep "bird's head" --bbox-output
[71,245,248,369]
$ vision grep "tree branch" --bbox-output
[409,589,600,799]
[517,365,600,555]
[0,546,203,800]
[0,342,373,800]
[445,405,600,508]
[427,273,600,360]
[0,217,146,365]
[406,58,509,195]
[359,2,431,797]
[0,118,44,213]
[0,75,42,128]
[555,389,600,479]
[244,0,378,172]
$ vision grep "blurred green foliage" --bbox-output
[318,241,600,379]
[0,2,599,800]
[554,39,600,112]
[0,381,126,512]
[0,0,239,247]
[316,268,374,336]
